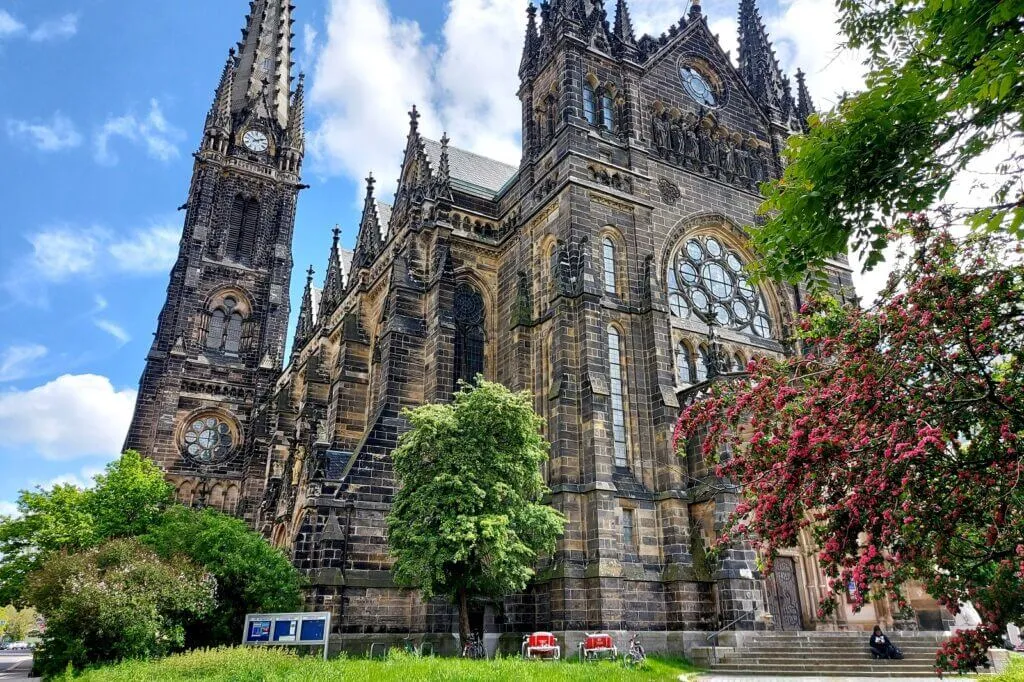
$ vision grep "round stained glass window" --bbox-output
[668,235,773,339]
[680,66,717,107]
[180,412,236,464]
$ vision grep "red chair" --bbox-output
[522,631,561,659]
[579,632,618,661]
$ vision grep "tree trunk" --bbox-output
[458,586,471,645]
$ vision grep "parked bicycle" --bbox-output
[623,632,646,667]
[461,632,486,659]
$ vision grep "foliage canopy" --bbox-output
[387,378,565,642]
[675,223,1024,671]
[755,0,1024,282]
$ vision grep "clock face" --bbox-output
[243,129,269,152]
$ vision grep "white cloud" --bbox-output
[0,374,136,460]
[6,112,82,152]
[0,344,48,382]
[107,223,180,273]
[0,501,18,518]
[310,0,435,198]
[94,320,131,345]
[95,99,184,166]
[22,222,179,284]
[28,227,102,281]
[29,13,78,42]
[301,22,318,70]
[0,9,25,38]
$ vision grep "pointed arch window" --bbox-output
[695,344,710,383]
[206,310,226,350]
[608,326,628,468]
[202,293,250,354]
[601,91,615,131]
[453,283,485,388]
[224,312,244,353]
[583,83,597,125]
[228,195,260,263]
[602,237,617,295]
[544,95,557,143]
[731,352,745,373]
[676,341,694,386]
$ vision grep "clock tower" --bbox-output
[124,0,304,519]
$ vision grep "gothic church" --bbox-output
[126,0,935,650]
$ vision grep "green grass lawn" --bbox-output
[62,647,701,681]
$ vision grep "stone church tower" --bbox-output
[124,0,304,517]
[129,0,942,654]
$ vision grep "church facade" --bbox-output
[126,0,946,648]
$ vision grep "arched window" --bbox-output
[583,83,597,125]
[695,344,710,383]
[203,293,249,353]
[731,352,745,373]
[224,312,243,353]
[601,91,615,131]
[666,234,773,339]
[607,326,628,468]
[453,283,485,388]
[206,310,226,350]
[676,341,694,386]
[227,195,259,262]
[602,237,617,295]
[544,95,557,143]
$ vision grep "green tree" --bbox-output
[0,605,38,641]
[26,539,214,677]
[142,506,303,647]
[387,378,566,643]
[0,451,172,605]
[754,0,1024,282]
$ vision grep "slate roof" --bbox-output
[337,247,354,277]
[421,138,519,200]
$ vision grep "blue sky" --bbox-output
[0,0,864,513]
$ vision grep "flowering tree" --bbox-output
[674,221,1023,672]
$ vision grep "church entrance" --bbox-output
[767,557,803,631]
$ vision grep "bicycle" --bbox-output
[461,632,486,659]
[623,632,646,667]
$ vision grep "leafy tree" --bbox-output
[674,222,1023,672]
[387,378,566,643]
[0,605,39,641]
[754,0,1023,282]
[141,506,303,647]
[26,539,214,677]
[0,451,172,605]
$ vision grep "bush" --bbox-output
[142,506,303,647]
[26,538,215,677]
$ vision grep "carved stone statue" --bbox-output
[669,118,684,158]
[652,112,670,153]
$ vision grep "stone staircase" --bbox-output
[704,630,950,678]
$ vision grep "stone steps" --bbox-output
[705,631,947,678]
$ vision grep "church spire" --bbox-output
[795,68,815,124]
[294,265,317,352]
[206,49,236,132]
[319,225,344,319]
[737,0,787,114]
[351,174,384,272]
[519,3,540,81]
[231,0,295,129]
[612,0,636,51]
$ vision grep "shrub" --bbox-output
[26,538,214,677]
[142,506,303,647]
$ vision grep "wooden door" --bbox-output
[767,557,804,631]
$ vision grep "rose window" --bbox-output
[181,414,235,463]
[667,236,772,338]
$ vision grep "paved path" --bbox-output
[696,671,942,675]
[0,653,33,680]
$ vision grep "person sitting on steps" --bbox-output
[869,625,904,660]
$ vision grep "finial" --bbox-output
[440,132,450,149]
[332,225,341,243]
[365,172,376,195]
[689,0,702,20]
[306,265,315,282]
[409,104,420,132]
